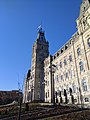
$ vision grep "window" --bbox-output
[55,75,58,82]
[85,98,89,102]
[60,75,63,80]
[77,47,81,56]
[45,81,47,85]
[66,85,69,94]
[48,90,49,97]
[71,70,75,78]
[47,81,49,86]
[66,72,68,79]
[72,84,76,93]
[27,92,31,101]
[61,86,64,94]
[60,62,62,68]
[69,55,72,62]
[40,36,44,41]
[88,38,90,47]
[64,59,67,65]
[46,92,47,99]
[42,46,43,49]
[82,80,88,91]
[79,61,84,72]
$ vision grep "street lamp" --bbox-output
[49,64,56,105]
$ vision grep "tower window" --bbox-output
[72,84,76,93]
[82,79,88,92]
[79,61,84,72]
[88,38,90,47]
[42,46,43,49]
[46,92,47,99]
[48,90,49,97]
[77,47,81,56]
[60,62,62,68]
[64,59,67,65]
[66,72,68,79]
[40,36,44,41]
[69,55,72,62]
[60,75,63,80]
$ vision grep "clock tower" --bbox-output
[30,26,49,102]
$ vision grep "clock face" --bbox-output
[87,15,90,25]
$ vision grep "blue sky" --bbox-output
[0,0,82,91]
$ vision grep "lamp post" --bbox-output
[18,89,22,120]
[49,64,56,105]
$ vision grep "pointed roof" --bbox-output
[37,25,46,42]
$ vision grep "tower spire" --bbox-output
[37,24,42,33]
[37,25,46,41]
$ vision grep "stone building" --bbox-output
[23,0,90,105]
[44,0,90,105]
[23,27,49,103]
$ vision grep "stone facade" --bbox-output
[44,0,90,105]
[23,0,90,105]
[23,28,49,103]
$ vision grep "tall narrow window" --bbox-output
[64,59,67,65]
[77,47,81,56]
[55,75,58,82]
[69,55,72,62]
[82,80,88,91]
[88,38,90,47]
[72,84,76,93]
[66,72,68,79]
[48,90,49,97]
[60,62,62,68]
[46,92,47,99]
[79,61,84,72]
[60,75,63,80]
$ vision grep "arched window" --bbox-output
[79,61,84,72]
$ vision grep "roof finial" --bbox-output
[37,24,42,32]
